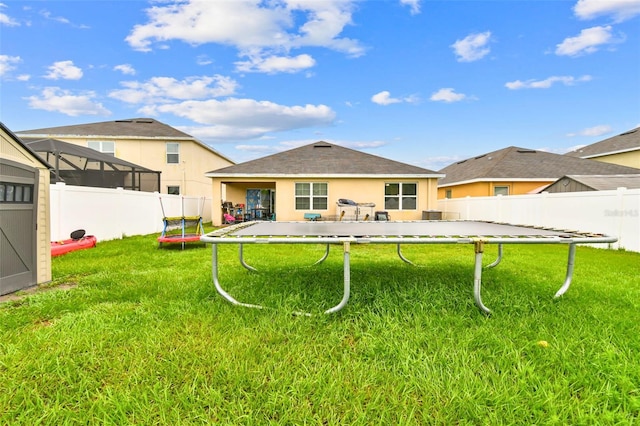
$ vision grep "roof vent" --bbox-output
[135,119,154,123]
[474,154,486,159]
[313,142,332,148]
[517,149,537,153]
[620,129,637,136]
[115,120,133,123]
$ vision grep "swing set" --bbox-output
[157,196,205,249]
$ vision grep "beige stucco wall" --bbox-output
[1,130,51,285]
[43,136,233,198]
[211,176,439,226]
[438,180,552,199]
[590,151,640,169]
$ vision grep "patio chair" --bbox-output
[223,213,236,224]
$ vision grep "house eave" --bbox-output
[438,177,556,188]
[206,173,446,179]
[578,147,640,159]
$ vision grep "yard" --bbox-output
[1,230,639,424]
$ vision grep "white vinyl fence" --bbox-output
[437,188,640,253]
[50,183,212,242]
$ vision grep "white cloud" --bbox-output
[26,87,110,116]
[371,90,419,105]
[505,75,592,89]
[109,75,238,104]
[114,64,136,75]
[0,3,19,26]
[451,31,491,62]
[235,53,316,73]
[44,60,83,80]
[430,88,467,103]
[147,98,336,140]
[0,54,21,77]
[566,124,613,137]
[196,55,213,65]
[371,91,401,105]
[555,26,619,56]
[125,1,364,73]
[17,74,30,81]
[400,0,421,15]
[574,0,640,22]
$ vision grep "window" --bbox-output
[385,182,417,210]
[445,189,452,199]
[494,186,509,196]
[166,143,180,164]
[87,141,115,155]
[0,182,33,203]
[295,182,327,210]
[167,186,180,195]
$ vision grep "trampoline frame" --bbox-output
[200,220,616,315]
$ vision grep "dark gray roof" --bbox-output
[16,118,234,163]
[25,138,156,171]
[554,174,640,190]
[438,146,640,186]
[206,141,443,177]
[565,127,640,158]
[17,118,194,139]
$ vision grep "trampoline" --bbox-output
[200,220,616,315]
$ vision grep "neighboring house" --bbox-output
[541,174,640,193]
[1,122,52,296]
[438,146,640,199]
[17,118,234,198]
[25,138,161,192]
[565,127,640,169]
[206,141,444,226]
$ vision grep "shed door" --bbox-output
[0,159,38,296]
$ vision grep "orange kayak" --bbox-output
[51,235,97,257]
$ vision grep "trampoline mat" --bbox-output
[228,221,576,238]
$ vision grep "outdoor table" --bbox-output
[200,220,617,315]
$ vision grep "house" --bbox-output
[1,122,52,296]
[565,127,640,169]
[437,146,640,199]
[541,174,640,193]
[25,138,161,192]
[16,118,234,198]
[205,141,444,226]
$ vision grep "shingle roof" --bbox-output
[16,117,234,163]
[565,127,640,158]
[438,146,640,186]
[206,141,443,177]
[17,118,193,139]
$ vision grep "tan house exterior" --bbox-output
[206,141,444,226]
[438,146,640,199]
[565,127,640,169]
[1,122,51,295]
[17,118,234,198]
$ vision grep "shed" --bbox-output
[1,122,52,296]
[541,174,640,193]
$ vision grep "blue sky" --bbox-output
[1,0,639,170]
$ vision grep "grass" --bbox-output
[1,228,639,425]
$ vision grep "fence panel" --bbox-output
[438,188,640,252]
[50,183,212,241]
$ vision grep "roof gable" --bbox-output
[207,141,442,176]
[439,146,640,185]
[565,127,640,158]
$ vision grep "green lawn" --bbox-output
[1,230,639,425]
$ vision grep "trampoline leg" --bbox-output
[239,244,257,272]
[212,244,263,309]
[554,243,576,298]
[397,244,414,265]
[473,241,491,315]
[485,243,503,269]
[313,244,330,265]
[325,242,351,314]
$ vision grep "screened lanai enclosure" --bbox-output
[24,138,160,192]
